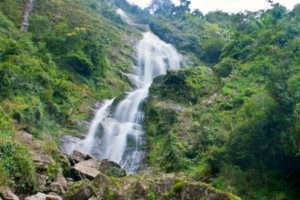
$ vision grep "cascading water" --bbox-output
[69,11,181,174]
[68,99,115,155]
[116,8,133,24]
[21,0,35,31]
[98,32,181,173]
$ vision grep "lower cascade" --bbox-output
[70,32,181,174]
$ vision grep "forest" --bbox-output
[0,0,300,199]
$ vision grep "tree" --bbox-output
[192,9,203,18]
[148,0,173,14]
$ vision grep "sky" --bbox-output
[128,0,300,14]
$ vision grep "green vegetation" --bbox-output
[106,166,126,178]
[1,0,300,199]
[140,1,300,200]
[0,0,138,193]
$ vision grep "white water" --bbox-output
[98,32,181,173]
[67,10,181,174]
[117,8,133,24]
[68,98,115,155]
[21,0,35,31]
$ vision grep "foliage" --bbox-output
[106,167,126,178]
[141,2,300,199]
[0,109,36,193]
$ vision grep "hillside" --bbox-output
[141,2,300,200]
[0,0,300,200]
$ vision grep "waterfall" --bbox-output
[99,32,181,173]
[21,0,35,31]
[117,8,133,24]
[69,32,181,174]
[68,98,115,155]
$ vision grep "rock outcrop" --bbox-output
[65,180,95,200]
[24,193,45,200]
[64,172,240,200]
[73,159,101,179]
[0,187,19,200]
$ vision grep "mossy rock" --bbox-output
[150,67,219,105]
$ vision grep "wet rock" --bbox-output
[74,120,91,134]
[92,173,110,197]
[36,174,48,192]
[50,183,66,196]
[59,135,82,154]
[0,187,19,200]
[65,180,95,200]
[56,171,68,191]
[99,159,126,177]
[72,150,85,163]
[24,193,46,200]
[100,118,112,129]
[85,154,96,161]
[73,159,101,179]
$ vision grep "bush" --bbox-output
[202,38,226,64]
[105,167,126,178]
[215,58,237,77]
[0,109,36,193]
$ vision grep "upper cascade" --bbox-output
[117,8,133,24]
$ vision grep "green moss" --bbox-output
[148,192,155,200]
[222,87,232,96]
[65,180,90,200]
[106,167,126,178]
[171,182,186,194]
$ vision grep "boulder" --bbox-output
[0,187,19,200]
[99,159,126,177]
[136,181,150,196]
[85,154,96,161]
[36,174,48,192]
[72,150,85,163]
[24,193,46,200]
[73,159,101,179]
[30,152,52,170]
[59,136,82,154]
[50,183,66,196]
[56,171,68,191]
[107,178,137,200]
[66,178,74,187]
[65,180,95,200]
[45,195,62,200]
[15,131,53,170]
[14,131,41,150]
[92,173,110,197]
[153,174,175,196]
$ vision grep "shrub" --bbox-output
[215,58,237,77]
[0,110,36,192]
[106,167,126,178]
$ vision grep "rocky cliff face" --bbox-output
[0,130,240,200]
